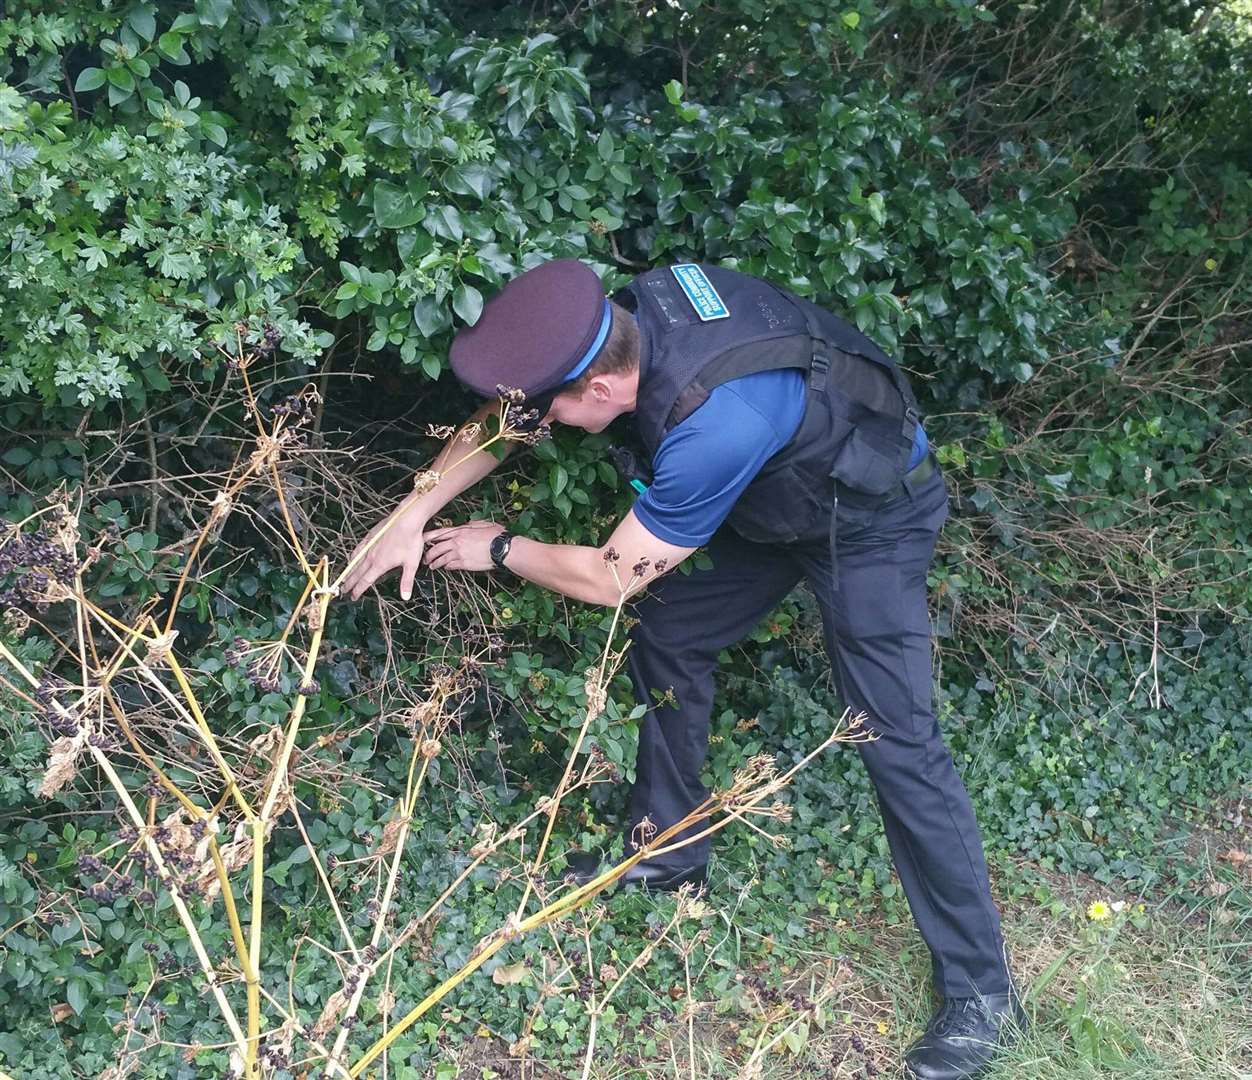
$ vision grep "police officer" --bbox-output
[344,259,1025,1080]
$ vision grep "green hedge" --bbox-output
[1,0,1249,1074]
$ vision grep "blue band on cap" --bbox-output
[560,299,612,384]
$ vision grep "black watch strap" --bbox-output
[489,529,515,571]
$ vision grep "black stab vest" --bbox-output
[620,264,921,546]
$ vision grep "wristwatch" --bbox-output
[489,529,515,571]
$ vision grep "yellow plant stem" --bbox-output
[86,609,256,822]
[161,626,257,821]
[269,460,314,578]
[0,639,249,1055]
[104,689,203,819]
[514,591,630,919]
[290,801,359,960]
[349,713,863,1076]
[246,560,331,1077]
[324,738,430,1071]
[276,574,318,648]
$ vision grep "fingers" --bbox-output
[399,558,417,601]
[424,540,457,571]
[348,561,379,601]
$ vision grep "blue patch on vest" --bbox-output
[671,264,730,322]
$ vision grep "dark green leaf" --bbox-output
[127,7,156,42]
[106,66,136,92]
[74,67,106,92]
[373,181,424,229]
[452,283,483,325]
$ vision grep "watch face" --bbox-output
[490,531,509,564]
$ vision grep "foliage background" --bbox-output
[0,0,1249,1076]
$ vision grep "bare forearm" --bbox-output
[503,537,621,606]
[409,400,513,522]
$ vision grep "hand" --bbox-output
[424,520,505,573]
[342,504,428,601]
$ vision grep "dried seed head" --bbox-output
[208,490,233,527]
[376,814,410,857]
[583,672,607,716]
[412,469,440,496]
[631,815,657,851]
[39,736,83,798]
[144,630,179,668]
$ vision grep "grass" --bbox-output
[434,839,1251,1080]
[675,845,1252,1080]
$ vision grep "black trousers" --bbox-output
[625,467,1010,998]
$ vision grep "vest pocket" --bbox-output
[829,426,901,496]
[727,461,825,545]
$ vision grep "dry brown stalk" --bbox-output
[2,374,861,1080]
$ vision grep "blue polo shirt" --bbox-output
[633,369,928,548]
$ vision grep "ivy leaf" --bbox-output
[444,163,494,201]
[663,80,684,105]
[373,181,425,229]
[452,284,483,325]
[74,67,106,92]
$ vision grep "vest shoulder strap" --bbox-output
[663,333,812,435]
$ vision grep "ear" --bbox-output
[586,375,615,402]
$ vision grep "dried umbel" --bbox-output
[39,735,83,797]
[247,433,286,473]
[403,698,442,735]
[144,630,179,668]
[269,388,316,425]
[583,671,608,716]
[412,469,440,496]
[375,813,410,857]
[0,517,79,611]
[207,490,233,527]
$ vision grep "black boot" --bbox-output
[904,992,1027,1080]
[558,851,706,893]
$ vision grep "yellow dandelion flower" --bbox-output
[1087,900,1112,921]
[877,1020,890,1035]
